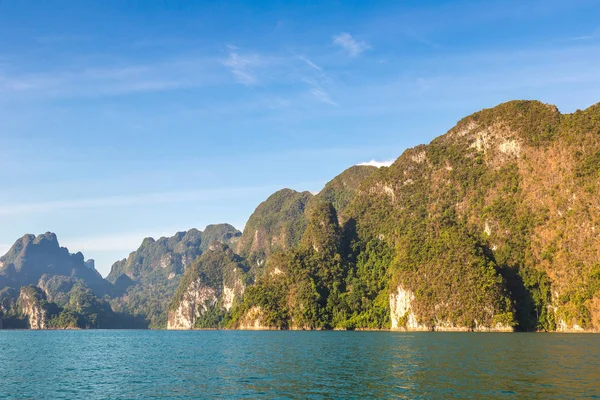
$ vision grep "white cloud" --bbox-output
[358,159,395,168]
[333,32,370,56]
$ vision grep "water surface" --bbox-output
[0,331,598,399]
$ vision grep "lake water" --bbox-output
[0,331,598,399]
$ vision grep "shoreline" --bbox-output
[2,327,598,333]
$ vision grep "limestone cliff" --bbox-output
[107,225,241,328]
[167,282,218,329]
[238,306,278,330]
[228,100,600,332]
[344,100,600,332]
[389,286,514,332]
[17,286,50,330]
[167,244,247,329]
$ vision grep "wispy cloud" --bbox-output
[221,45,338,106]
[333,32,370,56]
[0,57,221,98]
[311,88,338,106]
[0,40,340,107]
[223,45,263,85]
[358,159,395,168]
[294,55,336,106]
[296,55,322,71]
[567,26,600,41]
[0,185,281,216]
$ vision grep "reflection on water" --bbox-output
[0,331,598,399]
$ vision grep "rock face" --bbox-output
[389,286,514,332]
[389,287,428,331]
[107,225,241,327]
[17,286,49,330]
[107,225,241,286]
[201,224,242,253]
[237,189,313,265]
[107,229,204,285]
[237,167,378,269]
[167,283,218,330]
[238,306,276,330]
[226,100,600,332]
[348,100,600,332]
[0,232,110,297]
[167,244,247,330]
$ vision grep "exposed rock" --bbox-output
[389,286,514,332]
[108,225,241,328]
[167,245,247,329]
[389,287,429,331]
[238,306,276,330]
[17,286,49,330]
[167,282,218,330]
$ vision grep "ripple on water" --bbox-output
[0,331,599,399]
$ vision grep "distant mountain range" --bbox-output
[2,100,599,332]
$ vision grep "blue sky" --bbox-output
[1,0,599,276]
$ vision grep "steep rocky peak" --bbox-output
[447,100,561,146]
[140,237,156,247]
[32,232,60,247]
[85,259,96,270]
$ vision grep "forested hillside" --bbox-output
[3,100,599,332]
[224,100,600,332]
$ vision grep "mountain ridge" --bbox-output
[2,99,600,332]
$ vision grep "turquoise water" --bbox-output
[0,331,599,399]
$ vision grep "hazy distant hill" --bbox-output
[0,232,110,296]
[0,233,144,329]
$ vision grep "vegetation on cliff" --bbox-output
[107,225,241,328]
[168,244,249,329]
[3,100,600,332]
[227,100,600,332]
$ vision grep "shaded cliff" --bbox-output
[236,166,377,269]
[0,232,110,297]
